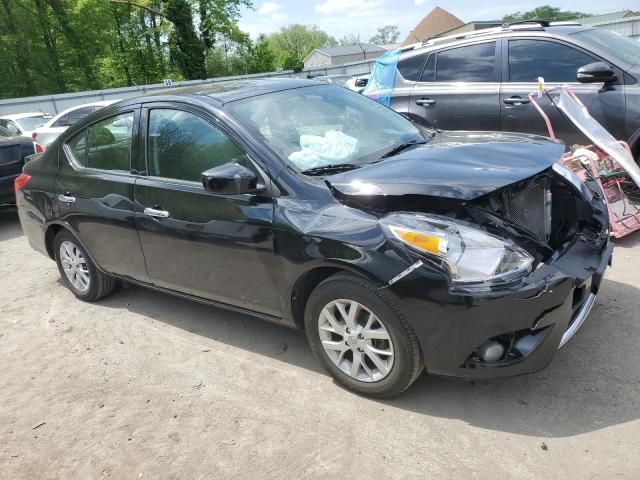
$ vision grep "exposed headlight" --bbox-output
[381,213,534,293]
[552,162,593,202]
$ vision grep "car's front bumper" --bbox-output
[388,236,613,379]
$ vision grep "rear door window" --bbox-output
[508,39,597,82]
[66,112,134,171]
[398,53,428,81]
[436,42,497,82]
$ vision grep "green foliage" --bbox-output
[267,24,337,72]
[503,5,590,22]
[369,25,400,45]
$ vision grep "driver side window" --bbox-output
[147,109,252,182]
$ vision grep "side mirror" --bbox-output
[577,62,617,84]
[201,162,262,195]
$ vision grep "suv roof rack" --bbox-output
[414,19,583,51]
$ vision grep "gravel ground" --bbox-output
[1,207,639,479]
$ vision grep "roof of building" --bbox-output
[402,6,464,46]
[578,10,639,25]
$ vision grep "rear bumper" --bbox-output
[390,238,613,379]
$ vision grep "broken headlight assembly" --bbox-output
[381,213,534,294]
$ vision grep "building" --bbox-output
[303,43,386,69]
[438,21,503,37]
[577,10,640,39]
[401,6,464,46]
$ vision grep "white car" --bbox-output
[0,112,53,139]
[32,100,118,149]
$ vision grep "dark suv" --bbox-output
[386,22,640,160]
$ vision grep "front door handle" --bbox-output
[58,194,76,203]
[416,98,436,106]
[503,96,530,105]
[144,207,170,218]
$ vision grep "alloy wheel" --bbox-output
[59,240,91,293]
[318,299,394,382]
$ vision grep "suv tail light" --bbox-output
[14,173,31,194]
[34,142,44,153]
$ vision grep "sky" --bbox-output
[238,0,640,41]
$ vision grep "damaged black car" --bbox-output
[15,79,613,398]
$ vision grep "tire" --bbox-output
[304,272,424,398]
[54,230,117,302]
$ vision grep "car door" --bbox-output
[500,37,626,145]
[408,41,501,131]
[55,107,149,281]
[134,104,281,317]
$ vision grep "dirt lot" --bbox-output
[1,207,639,479]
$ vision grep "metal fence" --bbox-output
[0,58,377,116]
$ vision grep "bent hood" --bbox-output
[328,131,565,201]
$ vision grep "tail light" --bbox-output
[32,131,37,140]
[14,173,31,194]
[34,142,44,153]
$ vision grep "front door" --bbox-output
[134,105,281,317]
[55,108,148,281]
[409,41,501,131]
[500,38,626,146]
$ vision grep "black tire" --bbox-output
[53,230,117,302]
[304,272,424,398]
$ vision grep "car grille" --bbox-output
[504,181,552,242]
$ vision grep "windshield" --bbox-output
[572,29,640,66]
[226,84,427,172]
[15,115,51,131]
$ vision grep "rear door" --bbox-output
[55,107,148,281]
[500,37,626,145]
[134,104,281,316]
[409,41,501,130]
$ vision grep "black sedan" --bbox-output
[15,79,612,397]
[1,133,36,206]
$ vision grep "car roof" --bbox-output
[118,78,320,108]
[0,112,50,120]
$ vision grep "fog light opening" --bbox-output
[478,340,505,363]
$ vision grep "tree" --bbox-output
[503,5,590,22]
[164,0,206,79]
[339,33,361,46]
[369,25,400,45]
[268,24,337,72]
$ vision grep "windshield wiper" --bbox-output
[301,163,361,176]
[379,139,427,159]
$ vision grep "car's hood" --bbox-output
[328,131,565,201]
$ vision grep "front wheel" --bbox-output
[305,273,424,398]
[54,230,117,302]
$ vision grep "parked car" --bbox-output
[32,100,118,149]
[1,135,36,206]
[0,126,15,137]
[15,79,612,397]
[0,112,52,139]
[376,22,640,160]
[345,74,370,93]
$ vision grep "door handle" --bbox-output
[415,98,436,106]
[503,96,530,105]
[144,207,170,218]
[58,194,76,203]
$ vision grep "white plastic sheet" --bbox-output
[288,130,359,170]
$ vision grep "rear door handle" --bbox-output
[503,96,530,105]
[415,98,436,106]
[144,207,170,218]
[58,194,76,203]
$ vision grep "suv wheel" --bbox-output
[54,230,117,301]
[305,273,424,398]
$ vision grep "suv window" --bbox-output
[0,120,21,135]
[398,53,427,81]
[508,40,596,82]
[67,112,134,171]
[147,109,251,183]
[420,54,435,82]
[436,42,497,82]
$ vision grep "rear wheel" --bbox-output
[54,230,117,301]
[305,273,424,398]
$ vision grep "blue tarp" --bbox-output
[362,49,401,107]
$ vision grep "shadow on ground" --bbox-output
[0,207,22,242]
[95,271,640,439]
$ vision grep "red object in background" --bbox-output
[14,173,31,194]
[32,131,37,140]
